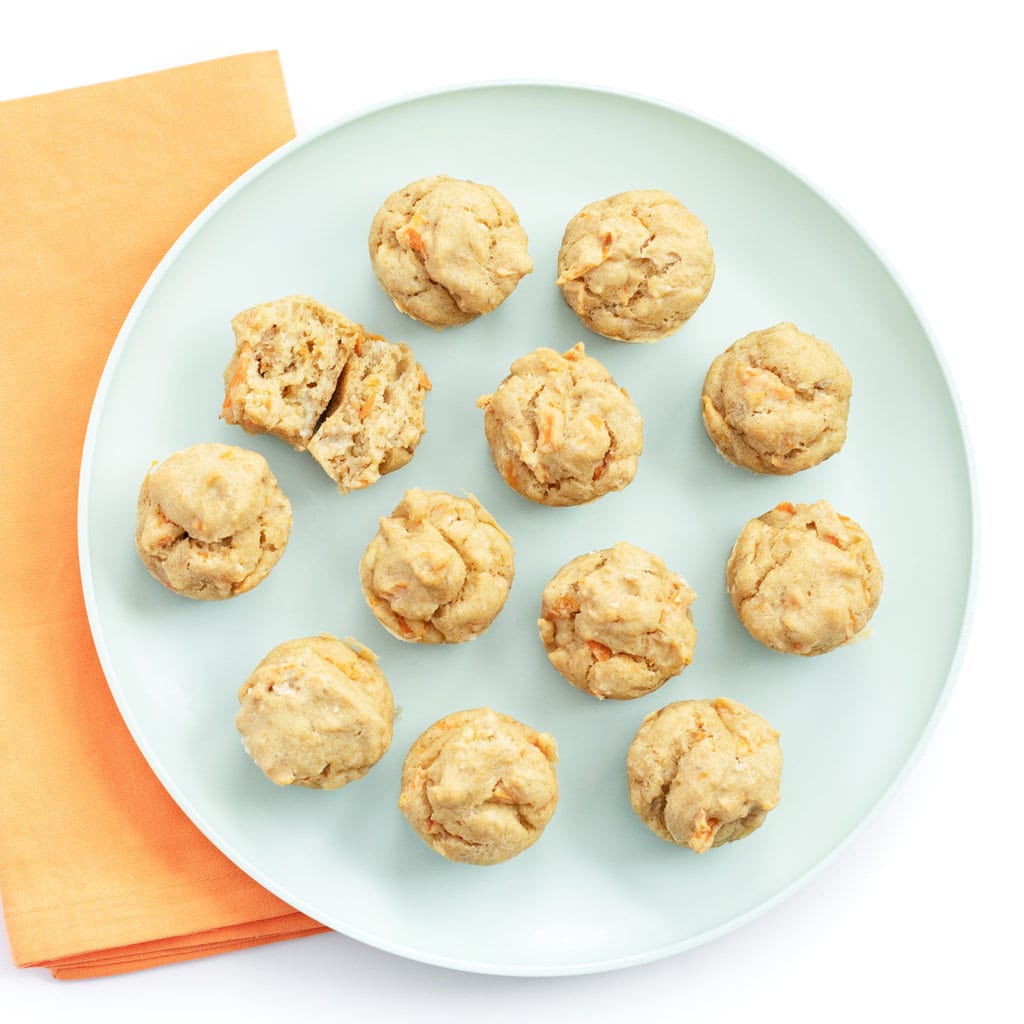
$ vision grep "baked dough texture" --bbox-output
[702,322,853,475]
[236,635,393,790]
[477,343,643,506]
[135,442,292,600]
[398,707,559,865]
[538,542,697,700]
[556,189,714,342]
[223,296,430,492]
[306,331,431,493]
[360,488,515,644]
[726,500,883,656]
[627,698,782,852]
[222,295,360,449]
[368,175,533,328]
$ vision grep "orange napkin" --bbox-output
[0,51,329,979]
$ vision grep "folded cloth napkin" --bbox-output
[0,51,329,979]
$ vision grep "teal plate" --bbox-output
[79,84,976,975]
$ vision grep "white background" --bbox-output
[1,2,1017,1020]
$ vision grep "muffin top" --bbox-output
[726,500,883,656]
[236,634,393,790]
[135,442,291,600]
[702,322,853,475]
[360,488,515,644]
[556,189,714,342]
[398,707,559,865]
[369,175,533,327]
[627,697,782,852]
[477,343,643,506]
[538,542,697,700]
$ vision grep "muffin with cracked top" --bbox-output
[398,707,559,865]
[726,499,883,655]
[702,322,853,475]
[236,634,393,790]
[135,442,291,600]
[359,488,514,644]
[627,697,782,853]
[477,342,643,506]
[556,188,714,342]
[538,542,697,700]
[369,175,533,328]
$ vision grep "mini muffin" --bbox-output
[236,635,393,790]
[538,542,697,700]
[360,488,515,644]
[702,322,853,475]
[221,295,361,449]
[135,442,292,600]
[306,331,431,493]
[368,175,533,328]
[627,698,782,853]
[477,343,643,506]
[398,707,559,865]
[726,500,883,656]
[556,189,714,342]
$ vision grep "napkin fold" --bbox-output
[0,51,329,979]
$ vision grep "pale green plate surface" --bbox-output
[79,84,975,975]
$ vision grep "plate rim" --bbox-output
[77,79,980,976]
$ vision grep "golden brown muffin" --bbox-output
[236,635,393,790]
[556,189,714,342]
[135,442,291,600]
[306,331,431,493]
[627,698,782,852]
[702,323,853,475]
[477,343,643,506]
[221,295,360,449]
[398,707,559,865]
[538,542,697,700]
[368,175,533,328]
[726,500,883,655]
[359,488,515,644]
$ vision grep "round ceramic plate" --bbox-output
[79,84,975,975]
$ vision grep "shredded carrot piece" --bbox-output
[540,410,556,447]
[592,464,605,481]
[354,333,364,357]
[358,393,376,421]
[775,501,797,514]
[395,615,414,637]
[548,596,579,619]
[692,813,719,848]
[601,231,613,257]
[221,346,251,419]
[227,347,250,389]
[417,366,432,391]
[405,227,427,255]
[586,640,612,661]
